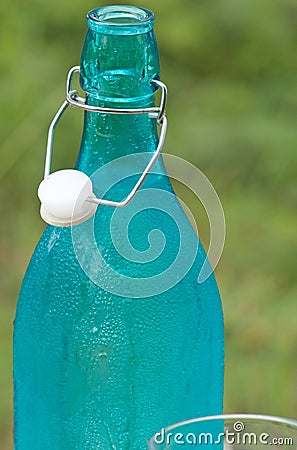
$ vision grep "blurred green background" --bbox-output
[1,0,297,447]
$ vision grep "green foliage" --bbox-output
[1,0,297,447]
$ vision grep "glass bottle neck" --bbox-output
[75,101,159,175]
[76,6,160,175]
[80,6,159,101]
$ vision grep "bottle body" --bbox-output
[14,7,224,449]
[14,224,223,449]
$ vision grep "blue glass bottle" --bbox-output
[14,6,224,449]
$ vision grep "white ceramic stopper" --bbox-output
[38,169,97,226]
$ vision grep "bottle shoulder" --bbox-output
[19,165,222,304]
[19,207,221,304]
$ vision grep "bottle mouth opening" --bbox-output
[87,6,155,34]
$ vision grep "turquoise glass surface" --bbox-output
[14,6,224,449]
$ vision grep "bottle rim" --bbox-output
[87,5,155,35]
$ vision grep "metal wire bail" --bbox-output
[66,66,167,125]
[43,65,168,210]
